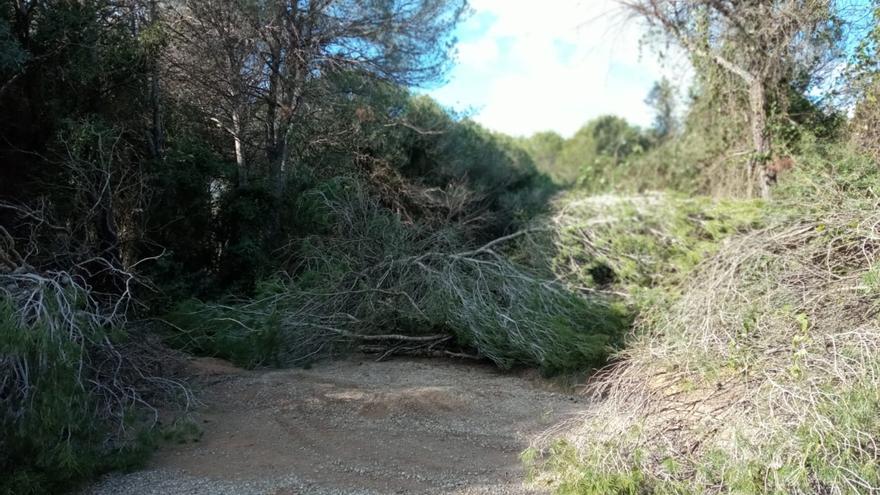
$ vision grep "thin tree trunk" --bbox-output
[264,59,281,196]
[232,111,247,188]
[12,1,32,48]
[747,80,771,199]
[265,85,302,200]
[149,73,163,158]
[267,137,288,198]
[147,0,164,159]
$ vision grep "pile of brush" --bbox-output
[537,200,880,494]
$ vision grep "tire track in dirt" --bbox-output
[85,357,587,495]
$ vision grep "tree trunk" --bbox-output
[12,1,32,48]
[264,57,282,197]
[267,137,288,199]
[747,80,772,199]
[147,0,164,159]
[148,71,163,158]
[232,111,247,188]
[264,86,302,200]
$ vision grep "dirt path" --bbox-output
[85,357,586,495]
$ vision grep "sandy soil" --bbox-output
[84,357,587,495]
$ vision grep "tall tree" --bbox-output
[166,0,261,187]
[521,131,569,183]
[848,3,880,160]
[620,0,843,197]
[168,0,468,194]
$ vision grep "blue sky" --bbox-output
[427,0,692,138]
[428,0,876,138]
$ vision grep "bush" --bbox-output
[302,91,557,239]
[396,98,558,236]
[515,192,764,311]
[143,92,559,300]
[138,138,228,302]
[776,136,880,203]
[0,270,186,494]
[515,116,655,194]
[850,76,880,162]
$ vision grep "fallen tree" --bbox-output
[167,181,630,374]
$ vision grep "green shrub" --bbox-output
[0,272,183,494]
[776,136,880,204]
[138,138,229,302]
[516,192,764,311]
[398,99,558,235]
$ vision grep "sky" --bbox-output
[427,0,692,138]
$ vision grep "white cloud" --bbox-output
[457,37,501,67]
[431,0,692,137]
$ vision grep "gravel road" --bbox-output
[84,357,586,495]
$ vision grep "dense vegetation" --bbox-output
[2,0,880,494]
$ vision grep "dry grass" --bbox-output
[533,199,880,494]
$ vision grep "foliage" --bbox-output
[568,116,652,191]
[515,116,654,193]
[519,131,571,184]
[4,1,880,493]
[627,0,849,194]
[520,192,763,300]
[775,133,880,202]
[137,91,558,298]
[138,138,229,301]
[166,0,469,194]
[0,18,26,76]
[595,68,847,197]
[849,6,880,160]
[850,79,880,160]
[374,95,558,236]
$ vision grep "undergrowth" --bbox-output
[524,140,880,495]
[164,185,763,377]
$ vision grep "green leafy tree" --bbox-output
[520,131,571,183]
[645,78,678,141]
[168,0,469,195]
[621,0,847,197]
[848,3,880,160]
[550,116,650,191]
